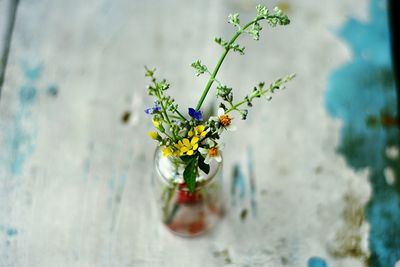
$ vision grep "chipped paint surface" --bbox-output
[326,0,400,265]
[9,78,38,175]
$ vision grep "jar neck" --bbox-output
[154,147,222,187]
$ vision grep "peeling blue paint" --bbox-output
[9,70,39,175]
[19,86,37,104]
[231,164,246,204]
[326,0,400,265]
[10,85,38,175]
[6,228,18,237]
[22,63,43,81]
[47,84,58,97]
[247,146,257,218]
[10,124,33,176]
[307,257,327,267]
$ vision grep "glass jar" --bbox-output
[152,147,223,237]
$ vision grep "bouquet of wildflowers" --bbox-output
[145,5,294,193]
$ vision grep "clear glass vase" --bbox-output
[152,147,223,237]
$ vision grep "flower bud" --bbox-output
[148,131,158,140]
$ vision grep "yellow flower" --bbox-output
[177,136,199,156]
[162,147,173,157]
[152,119,160,128]
[174,142,183,155]
[187,125,207,138]
[173,149,181,157]
[195,125,207,137]
[148,131,158,140]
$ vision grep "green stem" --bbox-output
[162,184,177,223]
[156,92,177,140]
[174,109,188,121]
[226,88,264,113]
[161,129,174,140]
[165,203,180,225]
[168,114,182,120]
[226,73,295,113]
[226,99,248,113]
[195,18,262,111]
[206,70,223,85]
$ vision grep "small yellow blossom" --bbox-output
[152,119,160,129]
[173,149,181,157]
[187,125,207,138]
[162,147,173,157]
[176,136,199,156]
[148,131,158,140]
[195,125,207,137]
[174,142,182,153]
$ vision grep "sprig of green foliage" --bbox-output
[191,60,208,76]
[225,73,296,116]
[193,5,290,111]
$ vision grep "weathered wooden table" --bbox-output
[1,0,399,266]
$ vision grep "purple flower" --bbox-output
[188,108,203,121]
[144,105,161,115]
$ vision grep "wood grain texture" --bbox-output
[0,0,375,266]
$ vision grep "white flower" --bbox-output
[211,108,237,132]
[199,142,223,164]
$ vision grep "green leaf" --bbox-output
[228,13,240,28]
[180,155,195,163]
[283,73,296,82]
[273,6,283,16]
[230,43,245,55]
[183,158,197,192]
[191,60,208,76]
[198,155,210,174]
[266,7,290,27]
[157,79,170,90]
[247,22,262,40]
[216,84,233,102]
[214,37,229,48]
[256,5,269,17]
[144,66,156,77]
[216,84,232,98]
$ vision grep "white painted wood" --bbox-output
[0,0,370,266]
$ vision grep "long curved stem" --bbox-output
[195,18,262,111]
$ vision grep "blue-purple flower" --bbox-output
[144,105,161,115]
[188,108,203,121]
